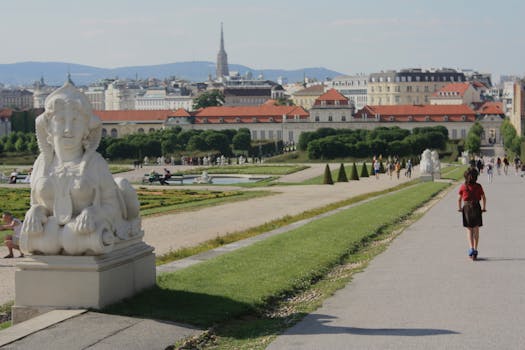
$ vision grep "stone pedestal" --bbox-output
[13,241,155,324]
[420,174,434,182]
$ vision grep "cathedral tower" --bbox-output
[216,23,229,80]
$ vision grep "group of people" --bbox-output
[470,154,523,183]
[372,156,412,180]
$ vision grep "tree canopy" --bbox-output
[192,90,225,110]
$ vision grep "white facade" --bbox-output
[105,82,140,110]
[135,89,193,111]
[327,75,368,110]
[83,86,106,110]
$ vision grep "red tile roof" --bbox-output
[475,101,504,115]
[194,105,308,118]
[0,108,13,118]
[94,110,172,122]
[172,108,191,117]
[432,83,471,97]
[356,104,476,122]
[315,89,349,102]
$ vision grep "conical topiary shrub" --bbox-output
[360,161,369,177]
[379,161,385,173]
[337,163,348,182]
[349,162,360,180]
[323,164,334,185]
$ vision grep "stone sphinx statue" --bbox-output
[20,81,142,255]
[431,150,441,179]
[419,149,434,177]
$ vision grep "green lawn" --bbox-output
[0,187,270,220]
[105,181,447,328]
[441,165,468,181]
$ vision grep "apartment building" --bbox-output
[368,68,466,106]
[327,74,368,110]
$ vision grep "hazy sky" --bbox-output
[2,0,524,79]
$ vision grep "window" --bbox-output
[341,115,346,121]
[389,116,395,121]
[328,115,333,122]
[277,130,282,140]
[407,116,413,121]
[269,130,274,139]
[219,118,224,123]
[252,117,258,123]
[101,128,107,137]
[452,129,458,139]
[443,115,449,121]
[461,115,466,121]
[260,130,266,139]
[235,117,241,123]
[315,115,320,122]
[461,129,467,138]
[268,117,274,122]
[288,130,294,141]
[252,130,257,140]
[149,128,155,133]
[110,128,118,138]
[425,116,430,121]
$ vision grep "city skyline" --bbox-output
[2,0,524,80]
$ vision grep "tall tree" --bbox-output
[192,90,225,110]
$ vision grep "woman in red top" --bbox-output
[458,168,487,260]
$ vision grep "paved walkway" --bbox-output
[267,171,525,349]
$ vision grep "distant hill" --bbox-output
[0,61,344,86]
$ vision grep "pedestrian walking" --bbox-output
[1,211,24,258]
[503,156,509,175]
[405,159,412,178]
[486,160,494,183]
[373,160,380,180]
[458,168,487,261]
[496,157,501,175]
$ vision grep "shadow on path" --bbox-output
[474,257,525,262]
[287,314,460,337]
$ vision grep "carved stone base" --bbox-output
[13,242,155,324]
[420,174,434,182]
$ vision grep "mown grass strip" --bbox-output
[441,165,468,181]
[155,179,419,265]
[106,181,447,328]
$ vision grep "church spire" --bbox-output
[216,22,229,80]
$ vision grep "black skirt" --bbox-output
[462,201,483,228]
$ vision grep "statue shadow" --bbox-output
[102,286,257,328]
[285,314,460,337]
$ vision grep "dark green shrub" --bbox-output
[349,162,359,180]
[360,161,369,177]
[323,164,333,185]
[337,163,348,182]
